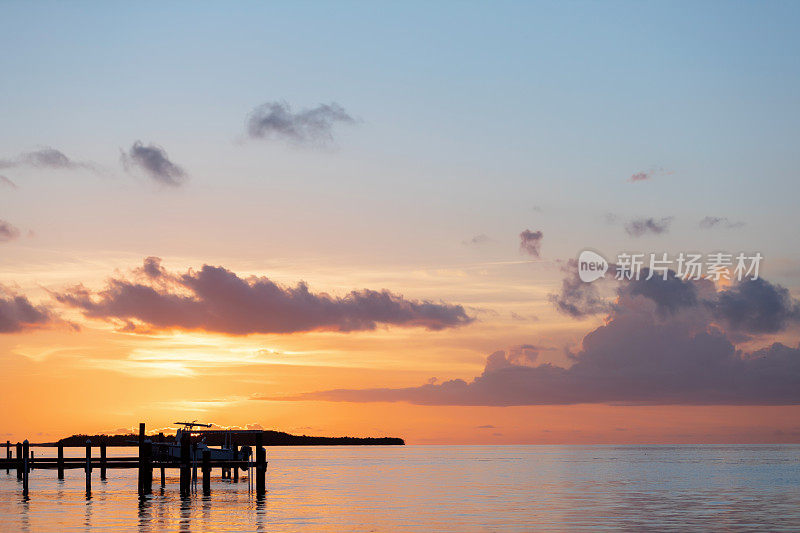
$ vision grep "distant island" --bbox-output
[39,429,404,447]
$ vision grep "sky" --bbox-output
[1,1,800,444]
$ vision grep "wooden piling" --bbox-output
[16,442,22,480]
[57,444,64,479]
[192,442,198,483]
[179,431,191,496]
[22,440,29,497]
[160,465,165,487]
[232,441,239,483]
[255,433,266,496]
[85,439,92,494]
[100,444,107,480]
[5,440,9,474]
[202,450,211,495]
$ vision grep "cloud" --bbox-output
[624,217,673,237]
[710,278,800,334]
[0,147,91,171]
[462,234,492,246]
[629,168,672,183]
[519,229,543,257]
[698,216,745,229]
[279,277,800,406]
[0,286,56,333]
[0,175,17,189]
[550,262,800,335]
[549,260,612,318]
[0,220,21,242]
[246,101,355,145]
[54,257,474,335]
[121,141,187,186]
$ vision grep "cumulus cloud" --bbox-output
[549,260,612,318]
[246,101,355,145]
[0,287,56,333]
[54,257,474,335]
[698,216,745,229]
[710,278,800,334]
[550,261,800,335]
[278,276,800,406]
[121,141,187,186]
[519,229,543,257]
[0,220,21,242]
[0,175,17,189]
[0,147,91,171]
[624,217,673,237]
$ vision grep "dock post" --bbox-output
[192,442,198,484]
[202,450,211,495]
[16,442,22,480]
[137,423,147,495]
[100,443,107,480]
[5,440,9,474]
[255,433,266,496]
[57,444,64,479]
[22,440,29,497]
[85,439,92,495]
[232,441,239,483]
[179,431,190,496]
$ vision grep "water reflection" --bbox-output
[1,445,799,531]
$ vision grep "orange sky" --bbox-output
[2,253,799,445]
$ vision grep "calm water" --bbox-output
[0,445,799,531]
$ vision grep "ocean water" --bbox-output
[0,444,799,531]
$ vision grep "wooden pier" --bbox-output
[0,423,267,498]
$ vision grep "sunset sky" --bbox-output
[2,1,800,444]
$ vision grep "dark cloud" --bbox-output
[698,216,745,229]
[279,281,800,406]
[246,101,355,145]
[550,262,800,336]
[623,270,701,316]
[624,217,673,237]
[462,234,491,246]
[519,229,543,257]
[121,141,187,186]
[0,220,21,242]
[549,259,612,318]
[0,147,90,171]
[0,175,18,189]
[55,257,474,335]
[0,287,55,333]
[710,279,800,334]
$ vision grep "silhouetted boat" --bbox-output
[151,421,253,466]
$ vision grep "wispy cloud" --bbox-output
[462,234,492,246]
[698,216,745,229]
[624,216,673,237]
[629,167,672,183]
[519,229,543,257]
[0,147,93,172]
[121,141,187,186]
[0,219,20,242]
[246,101,355,145]
[0,175,17,189]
